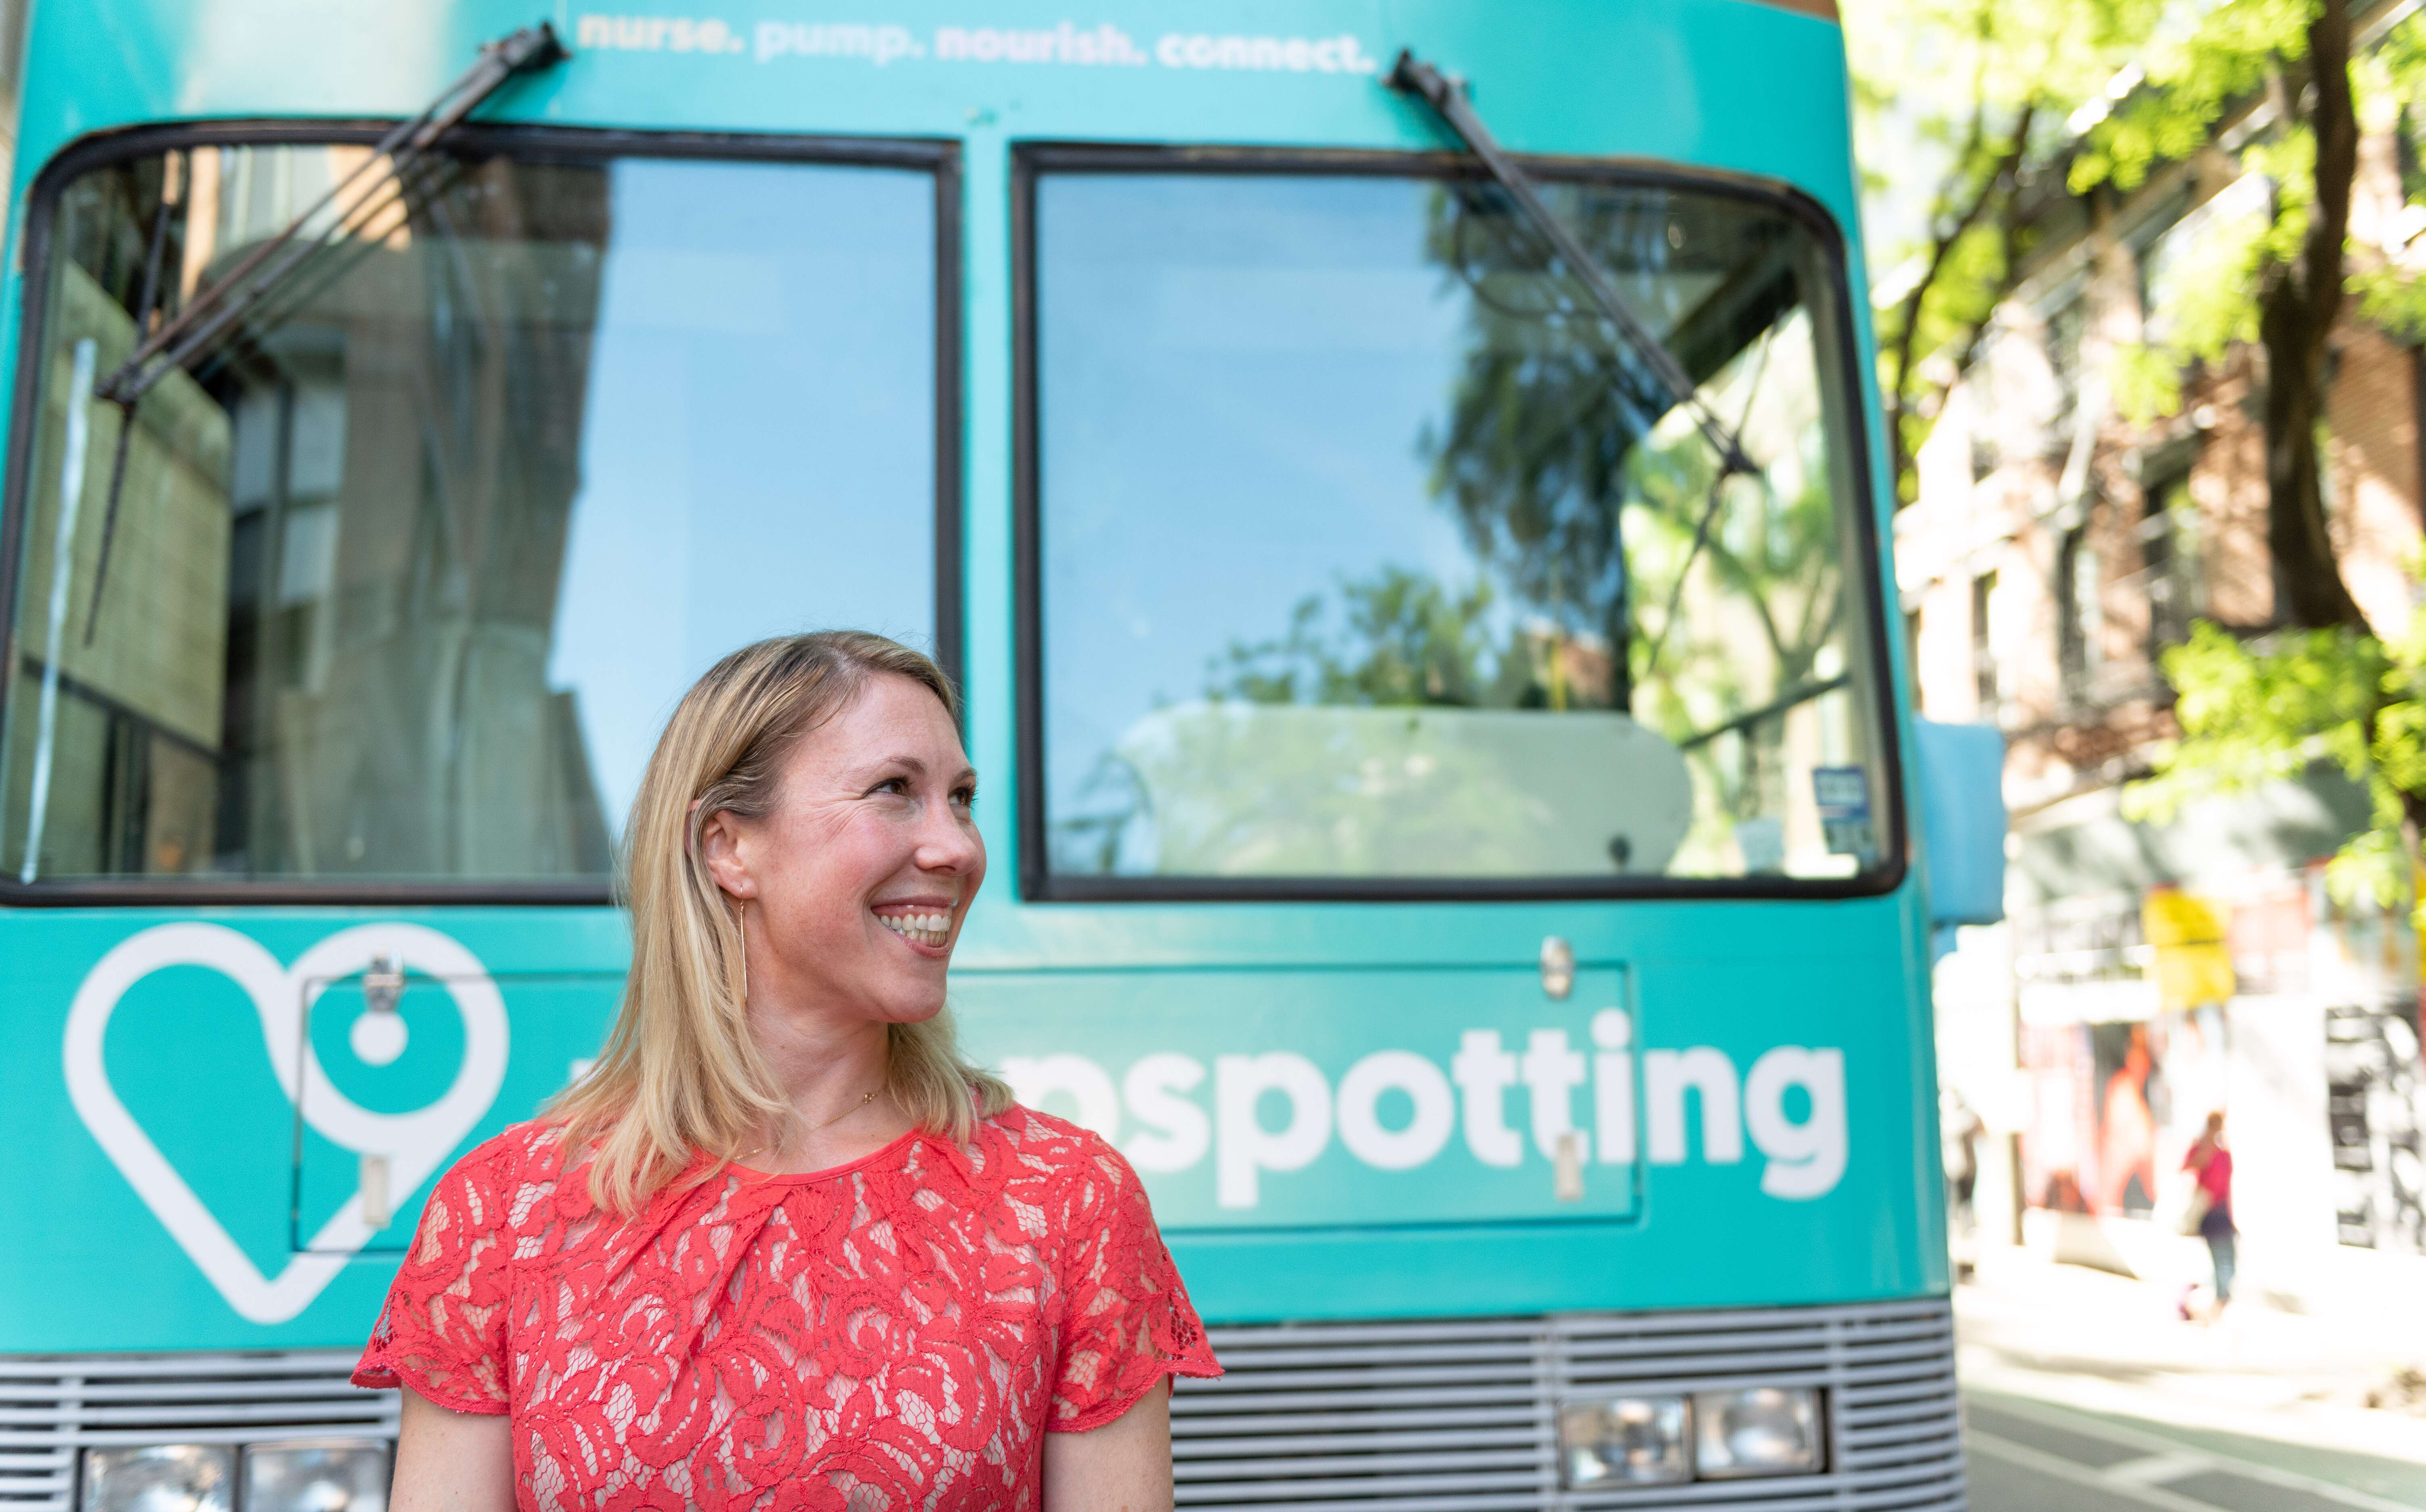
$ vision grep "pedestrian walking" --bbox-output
[1941,1089,1985,1279]
[354,632,1220,1510]
[1941,1091,1982,1225]
[2183,1110,2236,1319]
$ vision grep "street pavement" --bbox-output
[1956,1245,2426,1511]
[1964,1389,2426,1511]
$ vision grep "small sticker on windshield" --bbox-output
[1812,766,1875,860]
[1813,766,1869,816]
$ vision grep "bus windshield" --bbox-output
[1034,162,1892,889]
[1,140,946,886]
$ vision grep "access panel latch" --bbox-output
[1540,935,1576,1000]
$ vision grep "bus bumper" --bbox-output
[2,1297,1960,1509]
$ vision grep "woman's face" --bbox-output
[705,673,984,1026]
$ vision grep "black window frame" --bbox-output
[2137,454,2199,663]
[1011,140,1908,904]
[0,120,965,907]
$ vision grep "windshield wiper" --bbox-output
[80,22,565,643]
[94,23,565,407]
[1386,51,1755,478]
[1676,672,1853,751]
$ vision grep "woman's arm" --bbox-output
[1042,1379,1173,1512]
[391,1387,515,1512]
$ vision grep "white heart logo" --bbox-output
[63,922,510,1325]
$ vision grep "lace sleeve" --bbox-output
[1048,1137,1222,1432]
[351,1138,516,1413]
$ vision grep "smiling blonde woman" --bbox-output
[354,631,1219,1511]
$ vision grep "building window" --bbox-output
[2128,187,2192,333]
[2139,469,2200,659]
[1972,570,1998,718]
[2047,296,2087,423]
[2413,348,2426,532]
[2058,526,2102,700]
[1970,433,1999,486]
[2402,104,2426,213]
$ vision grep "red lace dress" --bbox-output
[354,1106,1220,1510]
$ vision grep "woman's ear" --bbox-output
[696,808,759,901]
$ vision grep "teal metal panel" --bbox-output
[0,897,1937,1350]
[7,1,1859,227]
[0,909,624,1352]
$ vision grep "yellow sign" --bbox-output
[2143,888,2235,1010]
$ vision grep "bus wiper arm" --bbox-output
[1678,673,1852,751]
[1386,51,1755,477]
[80,23,564,646]
[93,22,566,407]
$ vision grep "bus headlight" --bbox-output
[80,1444,235,1512]
[240,1440,390,1512]
[1692,1386,1824,1477]
[1556,1393,1690,1486]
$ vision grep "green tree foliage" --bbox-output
[2128,616,2426,915]
[2353,17,2426,334]
[2075,0,2370,627]
[2075,0,2426,898]
[1845,0,2159,502]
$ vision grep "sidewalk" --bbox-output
[1955,1242,2426,1469]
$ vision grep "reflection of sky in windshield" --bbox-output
[1038,175,1482,824]
[548,160,935,832]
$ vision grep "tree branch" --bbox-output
[2305,0,2359,338]
[1886,107,1991,483]
[1884,99,2040,499]
[2253,0,2368,629]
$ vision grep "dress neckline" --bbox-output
[726,1127,923,1185]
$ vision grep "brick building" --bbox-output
[1897,89,2426,1290]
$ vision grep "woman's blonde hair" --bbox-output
[550,630,1011,1214]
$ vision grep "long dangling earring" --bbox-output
[736,900,749,1002]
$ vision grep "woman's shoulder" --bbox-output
[386,1120,577,1287]
[969,1103,1149,1205]
[436,1118,576,1211]
[978,1101,1116,1158]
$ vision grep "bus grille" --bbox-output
[0,1351,392,1510]
[1180,1299,1963,1510]
[0,1300,1957,1510]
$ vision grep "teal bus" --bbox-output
[0,1,2005,1506]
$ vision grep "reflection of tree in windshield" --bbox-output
[1044,176,1862,879]
[1050,567,1623,874]
[1206,567,1613,711]
[1419,181,1672,708]
[1417,181,1848,853]
[1622,418,1845,832]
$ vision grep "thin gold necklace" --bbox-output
[740,1086,882,1168]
